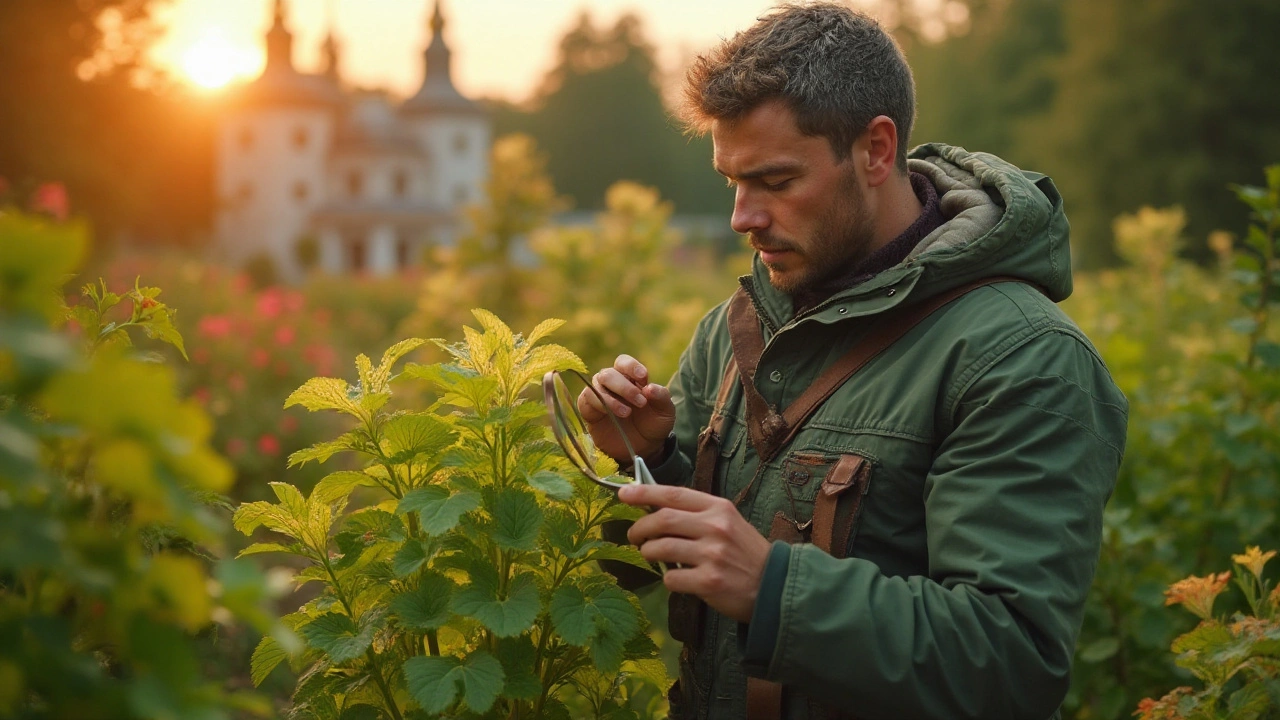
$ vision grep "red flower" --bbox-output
[198,315,233,339]
[256,289,284,319]
[257,434,280,455]
[192,387,212,405]
[140,297,158,310]
[274,325,296,346]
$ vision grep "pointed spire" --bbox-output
[323,0,341,82]
[265,0,294,73]
[424,0,451,82]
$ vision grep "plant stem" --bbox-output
[322,556,405,720]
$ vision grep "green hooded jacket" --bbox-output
[648,144,1128,719]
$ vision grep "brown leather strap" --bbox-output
[692,359,739,495]
[728,277,1030,464]
[811,455,870,557]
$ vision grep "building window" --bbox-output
[346,170,364,199]
[453,132,469,155]
[453,184,468,204]
[393,170,409,198]
[293,181,309,203]
[348,238,367,272]
[292,126,309,151]
[396,237,412,269]
[238,127,254,152]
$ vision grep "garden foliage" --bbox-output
[1063,167,1280,716]
[237,310,669,719]
[0,211,283,719]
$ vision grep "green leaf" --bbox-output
[313,471,383,505]
[1256,341,1280,369]
[391,571,455,631]
[1226,681,1271,720]
[338,705,384,720]
[250,635,289,687]
[451,571,541,638]
[527,470,574,500]
[584,544,653,572]
[299,613,375,663]
[375,338,427,389]
[381,413,457,464]
[1228,317,1259,335]
[1077,636,1120,663]
[399,487,480,535]
[403,651,505,714]
[494,635,541,700]
[392,539,431,577]
[490,488,544,551]
[237,542,300,558]
[139,307,188,359]
[403,362,501,409]
[523,318,567,348]
[285,377,363,417]
[549,583,641,672]
[287,433,361,467]
[339,509,406,545]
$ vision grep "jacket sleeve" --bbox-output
[748,331,1128,720]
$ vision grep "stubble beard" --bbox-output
[757,179,876,298]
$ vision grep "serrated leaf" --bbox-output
[451,572,541,637]
[355,354,375,396]
[517,344,587,388]
[140,308,188,359]
[404,651,505,714]
[287,434,361,468]
[585,544,654,572]
[271,482,308,519]
[403,363,501,409]
[251,634,288,686]
[491,488,543,551]
[337,705,384,720]
[381,413,457,464]
[391,571,455,630]
[237,542,300,558]
[393,539,430,577]
[339,509,406,544]
[549,584,641,672]
[527,470,574,500]
[299,613,374,663]
[623,657,670,691]
[523,318,566,348]
[285,377,363,417]
[399,487,480,535]
[494,635,541,700]
[375,338,427,390]
[313,471,384,505]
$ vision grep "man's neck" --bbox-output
[871,170,925,252]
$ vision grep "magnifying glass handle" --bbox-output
[631,457,677,574]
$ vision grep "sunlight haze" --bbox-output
[150,0,783,101]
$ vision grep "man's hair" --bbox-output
[680,2,916,169]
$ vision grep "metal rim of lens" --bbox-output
[542,370,637,490]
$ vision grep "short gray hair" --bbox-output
[680,2,916,169]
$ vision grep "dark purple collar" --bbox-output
[792,171,944,315]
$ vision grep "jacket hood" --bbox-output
[745,143,1073,327]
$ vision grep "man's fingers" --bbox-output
[634,536,704,568]
[619,483,719,513]
[593,368,647,413]
[614,354,648,385]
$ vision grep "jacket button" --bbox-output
[838,307,848,314]
[769,370,783,382]
[887,288,897,296]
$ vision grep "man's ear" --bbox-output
[859,116,899,188]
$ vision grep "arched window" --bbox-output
[292,126,309,151]
[347,170,364,199]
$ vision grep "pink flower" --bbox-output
[251,348,270,368]
[198,315,233,340]
[30,182,69,221]
[274,325,296,346]
[256,289,283,319]
[192,387,211,406]
[257,434,280,455]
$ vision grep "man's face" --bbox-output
[712,100,875,296]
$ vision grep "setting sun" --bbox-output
[181,28,258,89]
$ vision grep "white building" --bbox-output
[215,0,490,280]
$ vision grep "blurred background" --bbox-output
[2,0,1279,717]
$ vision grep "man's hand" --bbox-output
[618,483,772,623]
[580,355,675,465]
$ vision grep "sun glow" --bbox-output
[181,29,259,90]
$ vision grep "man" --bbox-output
[580,3,1127,719]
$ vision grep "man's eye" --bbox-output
[765,179,793,191]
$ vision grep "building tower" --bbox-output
[401,1,490,220]
[215,0,341,280]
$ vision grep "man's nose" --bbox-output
[730,187,768,235]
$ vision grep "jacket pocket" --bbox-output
[771,450,873,558]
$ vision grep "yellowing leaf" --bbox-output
[284,377,362,417]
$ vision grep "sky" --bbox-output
[149,0,787,102]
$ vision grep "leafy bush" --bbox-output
[1063,168,1280,716]
[236,310,669,719]
[0,211,285,719]
[1135,547,1280,719]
